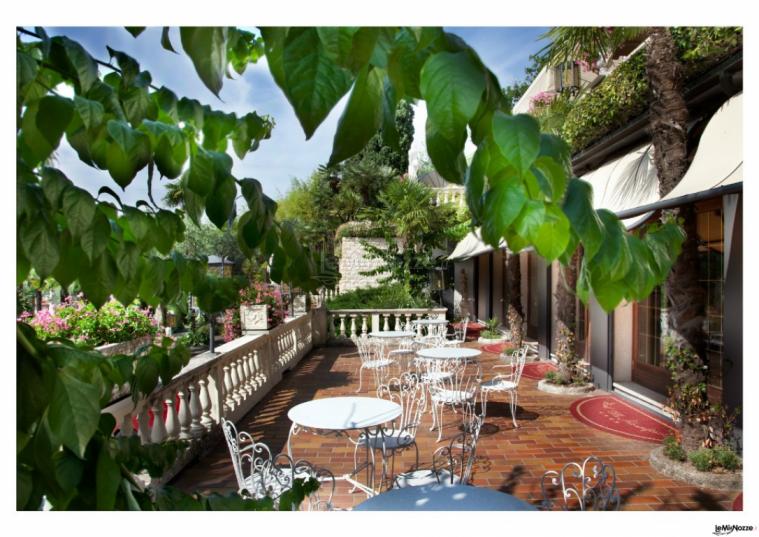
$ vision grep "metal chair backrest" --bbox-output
[355,336,380,364]
[430,357,481,401]
[455,319,469,342]
[501,345,528,386]
[222,419,281,496]
[432,410,483,484]
[377,371,426,438]
[540,456,621,511]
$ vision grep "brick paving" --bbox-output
[171,343,739,510]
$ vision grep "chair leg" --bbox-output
[356,366,364,393]
[509,390,518,428]
[436,405,445,442]
[480,389,489,421]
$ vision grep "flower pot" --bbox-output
[240,304,270,332]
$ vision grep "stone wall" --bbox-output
[338,237,391,292]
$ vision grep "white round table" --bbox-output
[353,483,537,511]
[368,330,416,339]
[287,397,402,497]
[416,347,482,360]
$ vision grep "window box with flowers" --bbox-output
[239,283,287,332]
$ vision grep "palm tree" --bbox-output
[505,251,524,348]
[162,179,185,209]
[542,27,707,450]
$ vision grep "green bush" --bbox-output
[325,283,434,310]
[688,449,715,472]
[562,27,742,153]
[712,446,742,471]
[663,435,687,462]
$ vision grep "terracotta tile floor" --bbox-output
[171,343,739,510]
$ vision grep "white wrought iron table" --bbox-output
[352,483,537,511]
[415,347,482,361]
[367,330,416,339]
[287,397,402,497]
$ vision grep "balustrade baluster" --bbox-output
[137,404,151,444]
[253,349,263,388]
[177,388,191,440]
[243,353,253,395]
[120,411,134,437]
[339,315,346,337]
[188,381,204,438]
[361,315,368,335]
[150,400,167,443]
[350,315,357,338]
[234,358,245,403]
[165,392,179,439]
[198,378,213,430]
[223,365,234,411]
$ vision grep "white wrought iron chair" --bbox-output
[480,345,528,428]
[540,456,620,511]
[387,336,417,372]
[354,335,397,393]
[221,419,336,510]
[440,319,468,347]
[428,358,481,442]
[394,408,483,488]
[353,371,427,491]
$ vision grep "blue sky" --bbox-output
[45,26,549,206]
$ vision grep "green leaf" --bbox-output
[596,209,632,281]
[73,96,105,130]
[80,208,111,261]
[40,167,73,208]
[125,27,146,38]
[20,216,59,279]
[161,27,177,53]
[328,65,384,166]
[115,240,140,280]
[96,442,122,510]
[205,174,236,229]
[62,186,96,238]
[123,207,152,247]
[531,204,571,261]
[492,112,540,175]
[513,199,546,241]
[532,156,568,202]
[465,145,487,223]
[53,448,85,490]
[154,86,178,122]
[120,85,152,127]
[180,27,228,97]
[17,50,39,94]
[281,27,354,139]
[231,112,269,159]
[562,178,604,261]
[105,120,151,188]
[134,355,159,399]
[187,148,230,197]
[420,51,485,152]
[52,233,84,289]
[20,96,74,166]
[107,47,140,86]
[80,252,118,308]
[387,29,426,99]
[140,120,187,179]
[316,27,359,66]
[425,119,468,184]
[480,177,528,247]
[48,368,101,458]
[50,36,99,93]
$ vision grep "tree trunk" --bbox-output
[554,249,583,383]
[646,28,709,451]
[505,252,524,348]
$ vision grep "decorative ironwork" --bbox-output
[480,346,528,428]
[540,456,621,511]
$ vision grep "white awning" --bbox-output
[660,92,742,201]
[447,229,506,261]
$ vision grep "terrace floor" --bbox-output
[171,342,739,510]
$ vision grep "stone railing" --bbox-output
[103,310,317,485]
[433,186,465,207]
[327,308,448,340]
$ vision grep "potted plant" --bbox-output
[239,283,287,332]
[477,317,508,344]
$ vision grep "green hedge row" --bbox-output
[562,27,742,153]
[326,283,434,310]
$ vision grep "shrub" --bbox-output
[688,449,715,472]
[19,296,158,346]
[712,446,742,471]
[663,435,687,462]
[325,283,434,310]
[480,317,502,339]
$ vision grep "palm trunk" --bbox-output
[554,249,582,383]
[506,251,524,348]
[646,28,708,451]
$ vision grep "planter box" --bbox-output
[240,304,270,332]
[537,379,596,395]
[649,446,742,490]
[477,334,508,344]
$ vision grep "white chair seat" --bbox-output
[394,469,459,488]
[439,339,463,347]
[388,349,415,356]
[364,358,395,369]
[431,389,475,404]
[481,379,517,391]
[421,371,454,382]
[358,430,415,451]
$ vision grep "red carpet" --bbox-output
[521,362,558,380]
[733,493,743,511]
[481,342,516,354]
[569,395,677,443]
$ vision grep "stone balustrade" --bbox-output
[433,186,465,207]
[327,308,448,340]
[103,310,316,485]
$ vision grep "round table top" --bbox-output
[416,347,482,360]
[368,330,416,338]
[353,483,537,511]
[412,318,449,325]
[287,397,401,431]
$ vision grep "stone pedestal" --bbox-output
[240,304,269,333]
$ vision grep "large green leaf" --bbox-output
[531,204,571,261]
[187,148,230,197]
[48,368,101,458]
[73,96,104,131]
[532,156,568,202]
[491,112,540,175]
[562,178,604,261]
[425,119,468,184]
[328,65,384,166]
[180,27,228,97]
[20,96,74,167]
[49,36,99,93]
[105,120,151,188]
[205,174,236,229]
[96,443,121,510]
[40,167,73,208]
[140,120,187,179]
[19,216,59,279]
[480,177,527,247]
[62,186,96,239]
[281,27,354,139]
[595,209,633,282]
[80,252,118,308]
[387,28,426,99]
[316,27,359,67]
[80,209,111,262]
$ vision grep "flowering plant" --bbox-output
[239,282,287,327]
[18,296,158,346]
[223,308,241,342]
[529,90,557,111]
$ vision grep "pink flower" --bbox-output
[529,90,557,111]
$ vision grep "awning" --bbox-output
[447,229,506,261]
